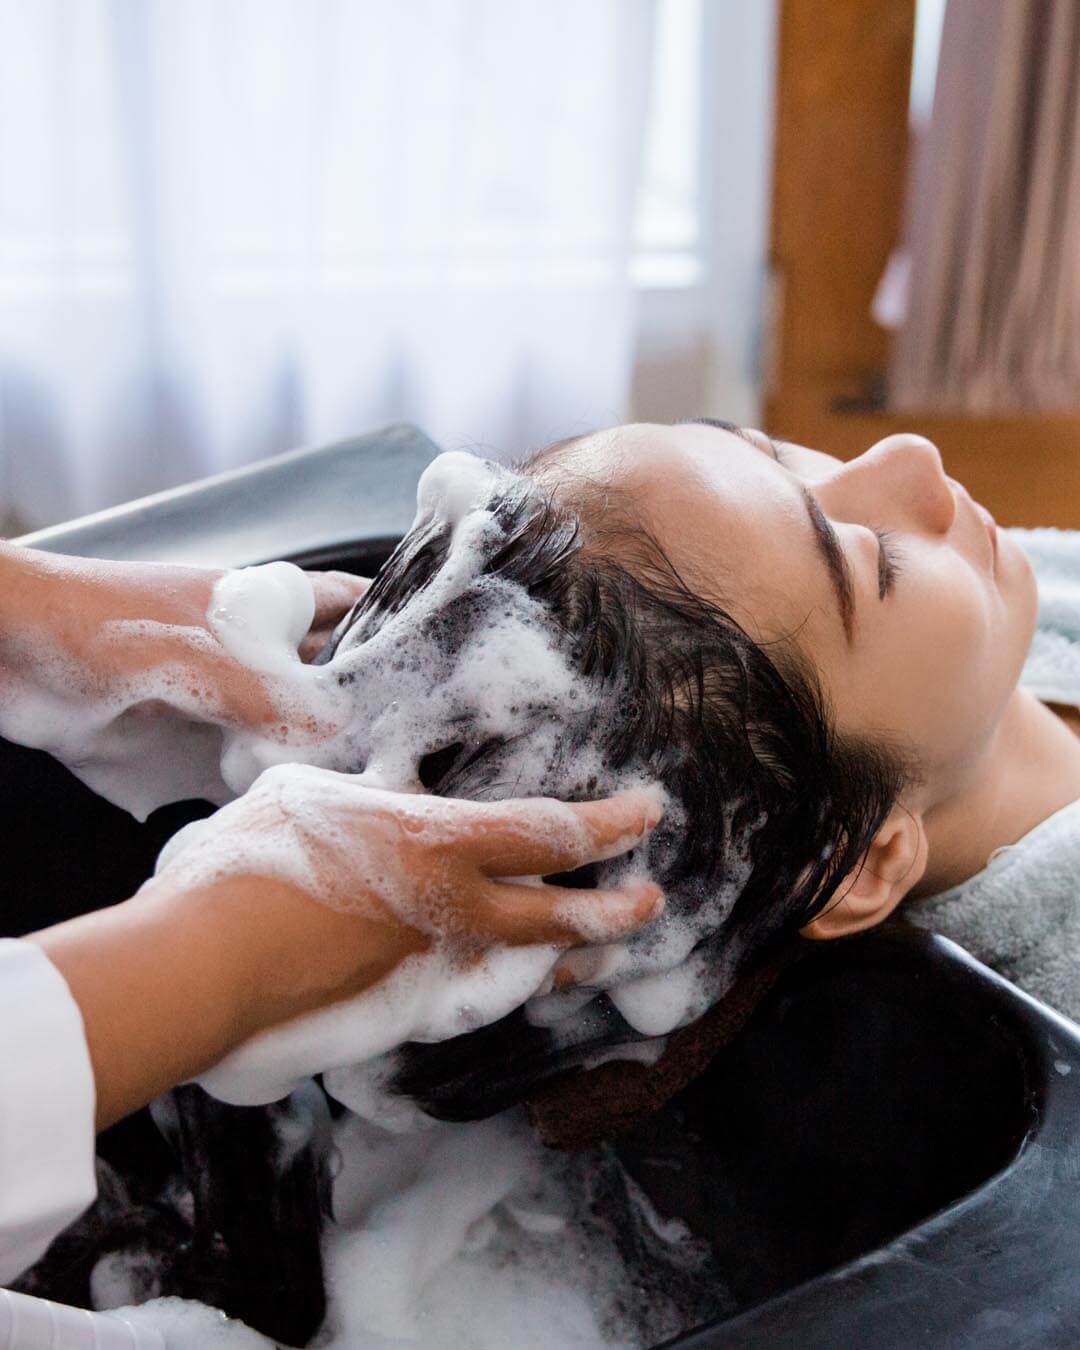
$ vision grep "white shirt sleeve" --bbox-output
[0,939,97,1285]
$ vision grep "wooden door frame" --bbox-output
[765,0,1080,528]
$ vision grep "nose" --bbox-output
[817,434,956,536]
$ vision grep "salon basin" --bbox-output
[8,423,1080,1348]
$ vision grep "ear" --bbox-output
[800,805,928,941]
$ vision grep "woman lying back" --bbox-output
[297,418,1080,1124]
[520,417,1080,931]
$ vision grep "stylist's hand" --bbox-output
[31,773,664,1128]
[158,767,664,1019]
[0,542,367,732]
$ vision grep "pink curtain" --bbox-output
[889,0,1080,412]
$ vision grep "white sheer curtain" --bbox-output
[888,0,1080,413]
[0,0,654,528]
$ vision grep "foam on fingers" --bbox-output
[5,450,755,1127]
[550,881,664,946]
[0,559,342,818]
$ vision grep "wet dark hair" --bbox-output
[323,455,915,1122]
[11,443,915,1345]
[337,465,911,961]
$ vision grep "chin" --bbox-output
[1000,533,1039,671]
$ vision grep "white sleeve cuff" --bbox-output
[0,939,97,1284]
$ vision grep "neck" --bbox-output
[915,688,1080,897]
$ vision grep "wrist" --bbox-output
[0,543,65,641]
[152,871,426,1035]
[28,884,256,1130]
[136,876,270,1043]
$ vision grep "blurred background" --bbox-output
[0,0,1076,533]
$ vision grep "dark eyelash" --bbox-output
[873,528,903,598]
[769,438,900,599]
[679,419,786,465]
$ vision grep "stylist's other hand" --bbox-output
[298,568,370,662]
[0,542,368,731]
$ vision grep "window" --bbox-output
[633,0,704,287]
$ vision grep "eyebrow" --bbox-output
[679,416,786,463]
[679,417,856,643]
[800,487,856,644]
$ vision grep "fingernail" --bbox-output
[635,881,664,921]
[560,946,607,985]
[632,785,665,832]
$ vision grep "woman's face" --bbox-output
[543,422,1038,811]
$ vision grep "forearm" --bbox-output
[0,542,217,671]
[0,542,71,647]
[27,881,259,1131]
[26,873,410,1131]
[0,548,362,760]
[0,545,279,789]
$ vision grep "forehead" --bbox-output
[542,423,819,641]
[547,421,779,512]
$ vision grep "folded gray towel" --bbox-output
[1014,526,1080,705]
[907,797,1080,1023]
[907,528,1080,1021]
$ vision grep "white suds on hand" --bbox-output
[2,452,753,1111]
[10,450,749,1346]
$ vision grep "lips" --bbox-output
[975,499,998,564]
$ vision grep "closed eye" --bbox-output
[687,420,899,630]
[773,442,902,604]
[679,417,786,463]
[873,528,903,599]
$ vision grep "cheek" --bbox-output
[826,575,1000,775]
[881,576,1009,772]
[998,534,1040,674]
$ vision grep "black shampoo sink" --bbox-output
[639,927,1080,1348]
[8,425,1080,1348]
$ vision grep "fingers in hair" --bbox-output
[469,789,664,878]
[308,571,372,627]
[480,878,663,947]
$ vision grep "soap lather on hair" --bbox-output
[196,450,900,1131]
